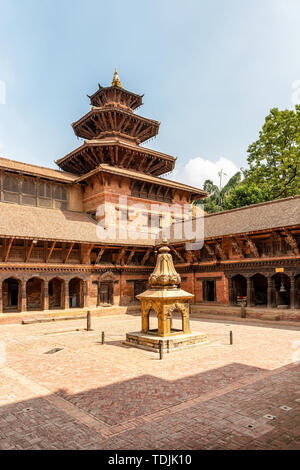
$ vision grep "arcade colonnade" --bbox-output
[227,271,300,309]
[0,273,89,313]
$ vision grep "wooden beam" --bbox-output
[116,247,126,265]
[141,248,151,266]
[214,240,227,260]
[25,240,34,263]
[283,228,299,255]
[64,242,74,263]
[46,241,56,263]
[244,235,259,257]
[170,246,185,263]
[204,242,217,261]
[4,237,14,262]
[230,236,243,257]
[95,247,105,264]
[126,248,136,265]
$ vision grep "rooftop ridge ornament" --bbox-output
[112,68,122,88]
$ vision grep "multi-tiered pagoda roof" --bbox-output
[56,70,176,176]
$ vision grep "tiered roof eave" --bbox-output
[87,84,144,110]
[55,138,176,176]
[71,106,160,143]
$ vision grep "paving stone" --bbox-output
[0,315,299,449]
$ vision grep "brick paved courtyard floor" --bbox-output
[0,314,299,450]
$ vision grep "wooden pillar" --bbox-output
[0,280,3,314]
[228,277,233,305]
[20,280,27,312]
[247,277,252,307]
[43,279,49,311]
[63,280,69,310]
[83,280,88,308]
[290,275,295,310]
[267,277,273,309]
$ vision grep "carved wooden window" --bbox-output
[22,177,36,195]
[53,184,67,201]
[3,173,19,203]
[39,181,52,198]
[3,174,18,192]
[53,184,68,209]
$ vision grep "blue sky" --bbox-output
[0,0,299,188]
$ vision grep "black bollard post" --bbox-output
[102,331,105,344]
[167,340,170,353]
[86,311,91,331]
[159,341,163,360]
[230,331,233,345]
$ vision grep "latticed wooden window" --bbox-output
[3,174,18,192]
[38,181,52,198]
[53,184,68,201]
[22,177,36,195]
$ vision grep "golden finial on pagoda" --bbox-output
[112,68,122,88]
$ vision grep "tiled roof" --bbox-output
[0,156,76,182]
[0,202,99,243]
[159,196,300,243]
[203,196,300,238]
[0,202,154,246]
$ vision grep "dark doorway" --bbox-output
[2,278,20,312]
[134,280,147,299]
[69,278,84,308]
[49,278,63,309]
[273,273,290,307]
[203,280,216,302]
[98,282,113,305]
[232,275,247,304]
[251,274,267,306]
[26,278,43,311]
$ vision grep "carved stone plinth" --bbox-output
[124,331,208,352]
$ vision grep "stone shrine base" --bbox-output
[124,331,208,352]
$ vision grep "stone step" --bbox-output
[22,315,86,325]
[261,313,281,321]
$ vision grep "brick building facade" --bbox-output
[0,71,299,320]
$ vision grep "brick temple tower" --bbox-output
[55,70,206,239]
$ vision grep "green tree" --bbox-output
[223,105,300,210]
[223,181,270,210]
[195,171,241,213]
[244,105,300,199]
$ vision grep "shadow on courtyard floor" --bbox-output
[0,360,299,449]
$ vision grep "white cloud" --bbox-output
[173,156,240,190]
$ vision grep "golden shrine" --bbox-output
[125,240,208,352]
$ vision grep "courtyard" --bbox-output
[0,314,299,450]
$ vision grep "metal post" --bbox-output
[86,311,91,331]
[167,340,170,353]
[230,331,233,345]
[159,340,163,360]
[102,331,105,344]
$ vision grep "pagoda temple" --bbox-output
[0,70,299,322]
